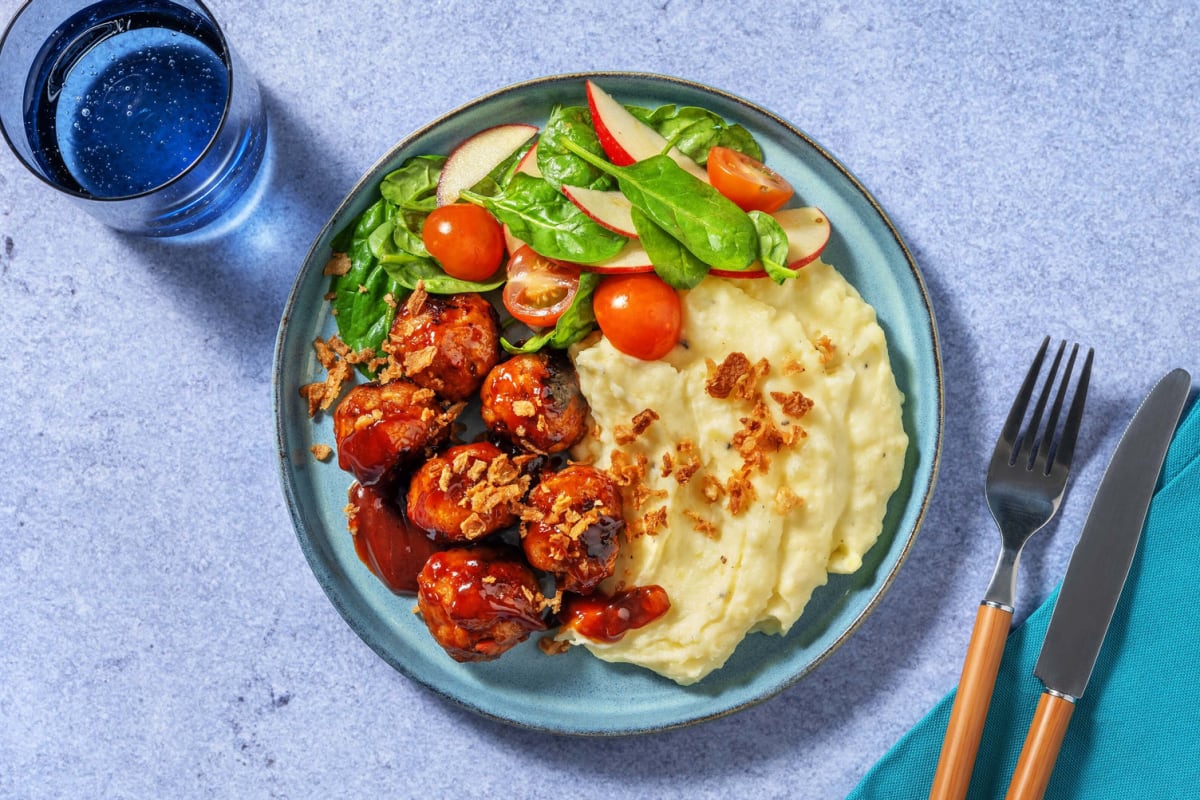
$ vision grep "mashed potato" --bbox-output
[562,260,908,685]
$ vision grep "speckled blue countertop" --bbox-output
[2,1,1199,797]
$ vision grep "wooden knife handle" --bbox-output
[1004,691,1075,800]
[929,603,1013,800]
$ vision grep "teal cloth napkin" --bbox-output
[849,396,1200,799]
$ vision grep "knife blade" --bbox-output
[1004,367,1191,800]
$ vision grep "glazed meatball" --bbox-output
[406,442,531,542]
[416,545,547,662]
[333,379,461,486]
[521,465,624,594]
[384,290,500,401]
[480,352,589,454]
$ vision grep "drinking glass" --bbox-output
[0,0,268,236]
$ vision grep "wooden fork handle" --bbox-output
[1004,691,1075,800]
[929,603,1013,800]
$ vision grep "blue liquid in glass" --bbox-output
[26,2,230,199]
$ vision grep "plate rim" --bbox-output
[272,70,944,735]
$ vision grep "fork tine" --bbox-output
[1015,340,1067,466]
[1049,346,1093,472]
[998,336,1050,450]
[1031,343,1078,471]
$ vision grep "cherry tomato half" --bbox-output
[502,245,581,327]
[706,146,794,213]
[422,204,505,281]
[593,273,682,361]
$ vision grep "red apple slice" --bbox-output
[585,81,708,182]
[436,123,538,206]
[561,186,637,237]
[515,141,542,178]
[577,240,654,274]
[775,206,831,268]
[585,80,639,166]
[708,266,770,279]
[709,207,831,278]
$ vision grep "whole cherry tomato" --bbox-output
[706,146,794,213]
[592,273,682,361]
[422,204,505,281]
[502,245,580,327]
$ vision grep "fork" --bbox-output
[929,337,1092,800]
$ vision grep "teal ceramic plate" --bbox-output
[273,72,943,735]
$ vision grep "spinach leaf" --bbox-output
[560,139,757,271]
[502,271,601,353]
[379,155,445,211]
[392,211,430,257]
[750,210,798,284]
[366,204,433,263]
[330,219,355,252]
[712,123,762,162]
[377,155,446,261]
[378,249,432,269]
[537,105,614,191]
[630,206,709,290]
[367,216,397,258]
[629,105,763,164]
[462,173,626,264]
[331,198,402,357]
[383,258,505,294]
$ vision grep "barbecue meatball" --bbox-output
[416,545,547,662]
[333,379,460,486]
[384,290,500,401]
[406,442,531,542]
[521,465,624,594]
[480,352,589,454]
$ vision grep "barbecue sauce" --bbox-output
[347,482,441,594]
[561,585,670,643]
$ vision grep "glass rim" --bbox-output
[0,0,239,203]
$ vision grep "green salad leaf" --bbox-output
[462,173,626,264]
[629,104,763,164]
[379,155,444,259]
[330,218,355,253]
[750,211,800,284]
[559,139,757,271]
[391,214,429,257]
[383,259,505,294]
[537,105,614,191]
[331,198,402,357]
[367,217,397,258]
[630,206,709,289]
[379,154,444,210]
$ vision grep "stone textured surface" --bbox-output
[2,1,1198,797]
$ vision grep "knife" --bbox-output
[1003,367,1192,800]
